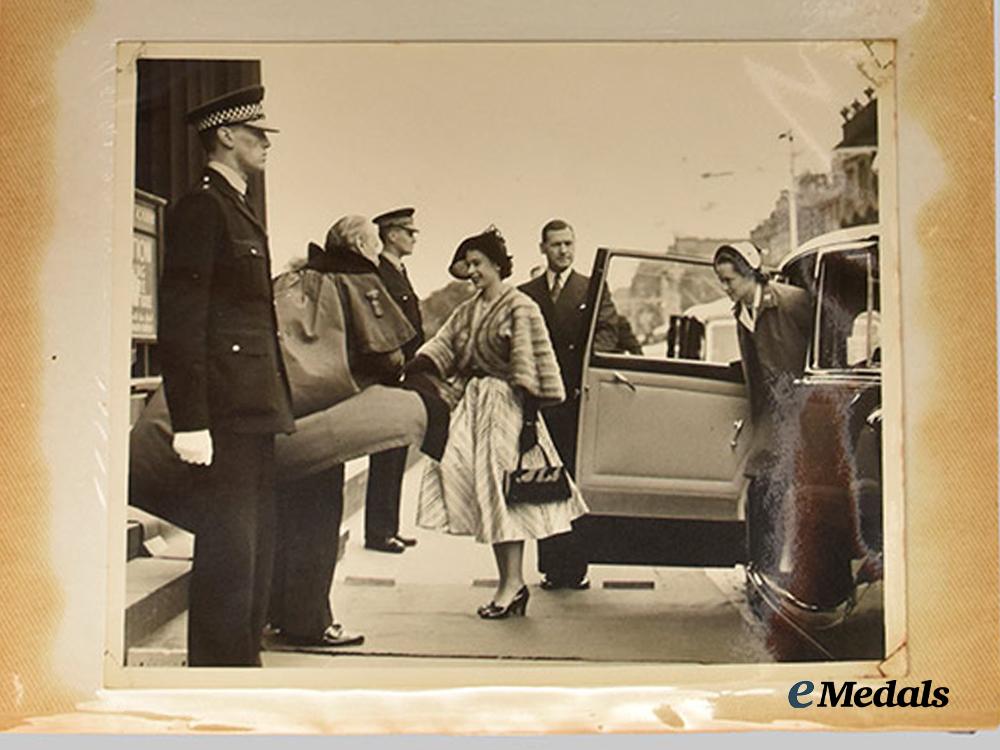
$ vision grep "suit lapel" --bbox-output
[554,270,585,316]
[523,274,555,319]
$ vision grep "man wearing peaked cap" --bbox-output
[186,84,280,133]
[158,84,294,666]
[364,207,426,554]
[372,207,415,230]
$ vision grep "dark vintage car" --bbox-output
[571,225,884,661]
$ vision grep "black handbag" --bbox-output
[503,444,572,505]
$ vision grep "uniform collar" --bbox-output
[381,251,404,272]
[207,160,248,197]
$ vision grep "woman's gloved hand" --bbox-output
[519,396,539,453]
[404,354,437,376]
[402,354,440,392]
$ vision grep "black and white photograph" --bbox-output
[112,40,900,678]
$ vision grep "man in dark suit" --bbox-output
[158,85,295,666]
[363,207,426,553]
[518,219,618,591]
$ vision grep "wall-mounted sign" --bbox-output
[132,190,166,342]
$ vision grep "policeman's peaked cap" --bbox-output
[186,85,279,133]
[373,207,419,232]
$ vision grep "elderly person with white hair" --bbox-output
[268,215,417,650]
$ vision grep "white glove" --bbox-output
[173,429,214,466]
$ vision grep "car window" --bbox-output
[600,255,738,366]
[814,246,880,371]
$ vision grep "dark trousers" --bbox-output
[269,464,345,639]
[187,431,275,667]
[364,446,408,542]
[536,400,589,584]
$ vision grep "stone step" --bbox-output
[124,557,191,650]
[127,610,187,667]
[125,526,351,663]
[126,520,144,561]
[127,506,194,559]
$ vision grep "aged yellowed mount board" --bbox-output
[0,0,997,734]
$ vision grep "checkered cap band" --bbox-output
[196,102,265,132]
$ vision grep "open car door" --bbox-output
[574,248,751,566]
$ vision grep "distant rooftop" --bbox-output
[836,95,877,149]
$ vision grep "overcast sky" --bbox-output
[260,41,887,293]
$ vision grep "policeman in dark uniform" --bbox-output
[158,85,295,666]
[363,207,425,553]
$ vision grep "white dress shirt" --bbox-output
[546,268,569,299]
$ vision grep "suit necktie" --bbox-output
[550,273,563,302]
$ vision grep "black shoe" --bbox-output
[478,586,530,619]
[393,535,418,547]
[280,624,365,648]
[540,576,591,591]
[366,536,406,554]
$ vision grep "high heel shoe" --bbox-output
[478,585,529,619]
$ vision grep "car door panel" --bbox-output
[576,249,752,524]
[578,366,750,520]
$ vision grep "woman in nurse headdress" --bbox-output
[409,226,588,619]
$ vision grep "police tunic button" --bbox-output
[250,247,258,255]
[232,343,241,353]
[568,344,576,351]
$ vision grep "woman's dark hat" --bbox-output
[186,85,279,133]
[449,226,512,279]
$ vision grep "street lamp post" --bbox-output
[779,130,798,252]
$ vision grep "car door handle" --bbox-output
[730,418,745,450]
[611,371,636,392]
